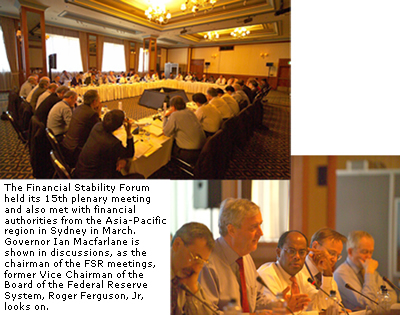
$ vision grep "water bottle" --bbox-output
[223,298,242,315]
[326,290,340,315]
[379,287,391,313]
[271,292,287,315]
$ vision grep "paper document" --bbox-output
[144,124,163,137]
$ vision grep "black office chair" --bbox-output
[50,150,72,179]
[46,128,67,166]
[6,111,28,153]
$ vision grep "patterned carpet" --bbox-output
[0,91,290,179]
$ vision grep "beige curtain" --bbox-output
[97,35,104,72]
[79,31,88,72]
[123,40,130,73]
[0,17,19,90]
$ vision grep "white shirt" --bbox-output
[258,261,337,312]
[216,77,226,85]
[221,94,240,115]
[184,74,192,81]
[209,97,234,119]
[195,103,222,133]
[36,90,51,109]
[26,85,39,103]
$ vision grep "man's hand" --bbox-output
[309,248,333,276]
[116,159,127,171]
[178,270,200,294]
[361,258,378,274]
[124,119,134,139]
[282,286,311,312]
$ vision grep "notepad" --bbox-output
[144,124,163,137]
[134,141,153,158]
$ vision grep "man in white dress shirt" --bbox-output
[258,230,339,312]
[216,88,239,115]
[206,88,233,119]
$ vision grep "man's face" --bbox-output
[349,237,374,268]
[277,232,308,276]
[171,237,211,279]
[314,238,343,269]
[229,212,263,257]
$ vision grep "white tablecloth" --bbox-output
[113,116,173,179]
[73,81,222,102]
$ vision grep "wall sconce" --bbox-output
[260,53,269,58]
[16,29,22,42]
[211,53,218,59]
[45,34,50,40]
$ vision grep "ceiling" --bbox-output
[0,0,290,47]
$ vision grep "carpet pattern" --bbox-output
[0,91,290,179]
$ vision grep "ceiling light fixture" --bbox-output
[145,4,171,24]
[204,31,219,41]
[181,0,217,14]
[230,27,250,39]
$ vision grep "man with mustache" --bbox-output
[199,198,270,314]
[258,230,337,312]
[171,222,215,315]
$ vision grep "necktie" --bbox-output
[171,277,179,315]
[236,257,250,312]
[315,272,322,287]
[290,276,300,295]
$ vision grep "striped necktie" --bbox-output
[290,276,300,295]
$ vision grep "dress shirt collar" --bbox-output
[305,255,320,277]
[275,261,295,283]
[217,236,240,266]
[345,256,361,274]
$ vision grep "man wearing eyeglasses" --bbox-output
[199,198,271,314]
[300,228,347,301]
[258,230,338,312]
[333,231,397,311]
[171,222,215,315]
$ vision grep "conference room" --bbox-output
[171,157,400,313]
[0,0,290,179]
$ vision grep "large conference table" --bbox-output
[113,115,173,178]
[73,80,223,102]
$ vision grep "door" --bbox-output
[190,59,204,78]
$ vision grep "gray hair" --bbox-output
[63,90,77,99]
[347,230,373,250]
[171,222,215,250]
[83,89,99,106]
[218,198,260,236]
[56,86,69,95]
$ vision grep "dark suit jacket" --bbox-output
[30,87,47,109]
[62,104,100,157]
[35,93,61,126]
[70,77,82,87]
[242,85,253,104]
[84,77,98,86]
[74,122,134,179]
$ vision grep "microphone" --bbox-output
[344,283,379,305]
[383,276,400,291]
[307,278,348,313]
[178,283,219,315]
[256,276,294,315]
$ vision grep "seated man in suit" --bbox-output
[258,230,338,312]
[107,71,117,83]
[36,83,58,110]
[35,86,70,126]
[192,93,222,137]
[300,228,347,303]
[62,89,102,167]
[171,222,215,315]
[30,78,50,109]
[70,73,83,87]
[216,88,239,115]
[199,198,271,314]
[334,231,397,311]
[74,109,139,179]
[163,96,206,164]
[47,91,78,141]
[19,76,37,98]
[84,73,98,86]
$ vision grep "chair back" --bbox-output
[21,101,33,133]
[194,129,225,179]
[7,91,22,122]
[6,111,27,143]
[238,99,248,111]
[50,150,71,179]
[46,128,67,165]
